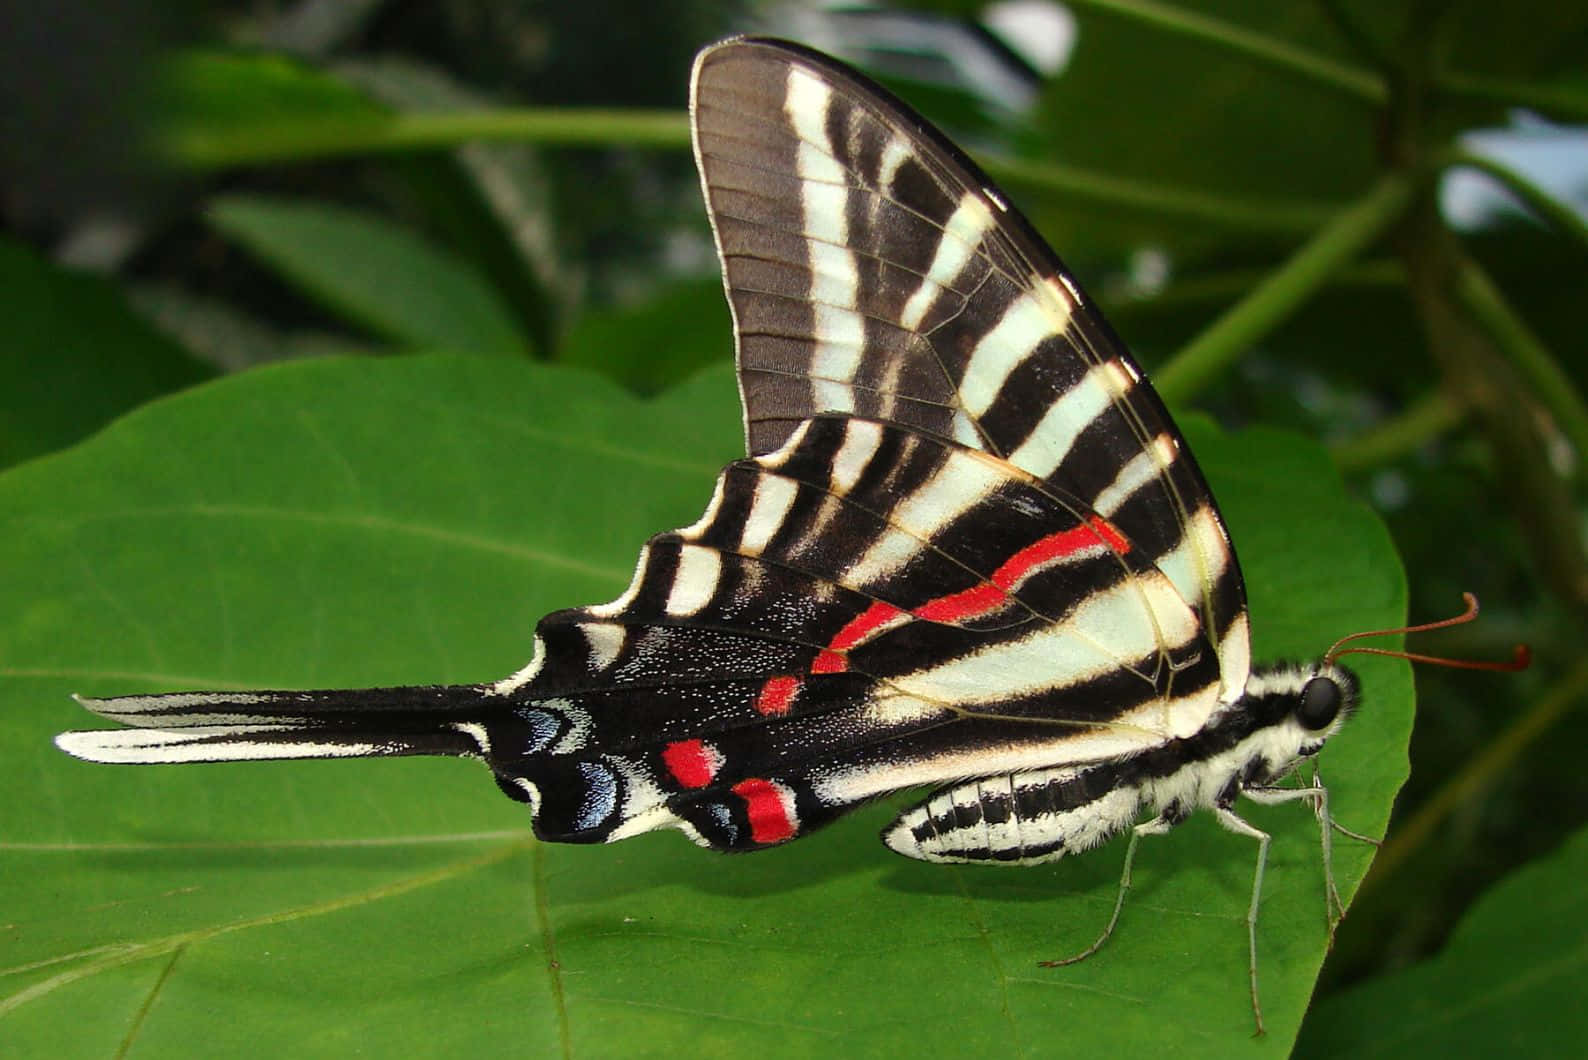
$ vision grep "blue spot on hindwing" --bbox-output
[516,708,562,754]
[573,760,619,832]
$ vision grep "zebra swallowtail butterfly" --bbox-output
[59,37,1386,1031]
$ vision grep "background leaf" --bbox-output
[206,195,533,356]
[2,355,1407,1054]
[1296,824,1588,1057]
[0,238,213,471]
[557,275,731,394]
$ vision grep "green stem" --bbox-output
[1331,390,1466,472]
[1154,172,1416,403]
[161,107,1340,236]
[1068,0,1386,103]
[1437,71,1588,123]
[159,108,690,167]
[1395,193,1588,611]
[1455,260,1588,480]
[984,156,1337,234]
[1440,149,1588,256]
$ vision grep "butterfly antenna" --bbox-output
[1324,592,1531,671]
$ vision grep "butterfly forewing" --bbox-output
[691,39,1249,699]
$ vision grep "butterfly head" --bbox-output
[1242,660,1361,767]
[1291,661,1361,757]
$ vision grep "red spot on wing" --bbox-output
[755,675,801,716]
[731,778,797,844]
[811,650,847,674]
[661,739,719,789]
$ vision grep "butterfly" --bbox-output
[57,36,1427,1032]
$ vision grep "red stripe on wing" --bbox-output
[915,517,1130,623]
[802,519,1129,670]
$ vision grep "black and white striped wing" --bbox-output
[693,39,1249,700]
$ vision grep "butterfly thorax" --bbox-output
[1136,659,1360,812]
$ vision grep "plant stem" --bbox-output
[1437,72,1588,123]
[1154,172,1415,403]
[161,108,690,167]
[162,109,1341,236]
[1068,0,1386,103]
[1440,149,1588,257]
[984,156,1337,234]
[1331,390,1466,472]
[1396,195,1588,610]
[1455,261,1588,483]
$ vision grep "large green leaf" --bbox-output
[1296,824,1588,1056]
[1,355,1408,1054]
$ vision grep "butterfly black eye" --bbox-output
[1297,676,1342,731]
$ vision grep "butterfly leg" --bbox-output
[1246,772,1380,940]
[1038,812,1177,969]
[1209,805,1275,1036]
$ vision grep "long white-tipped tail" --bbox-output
[56,686,490,765]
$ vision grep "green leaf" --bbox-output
[0,237,213,471]
[1,355,1408,1054]
[1296,825,1588,1057]
[335,56,576,355]
[207,195,533,357]
[558,275,731,394]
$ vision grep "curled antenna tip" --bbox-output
[1325,591,1531,672]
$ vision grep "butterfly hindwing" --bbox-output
[489,404,1223,850]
